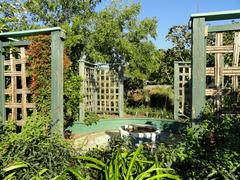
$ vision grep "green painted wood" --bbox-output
[208,23,240,33]
[51,31,65,136]
[67,118,186,134]
[2,40,31,47]
[79,58,85,122]
[0,41,5,125]
[0,27,63,37]
[174,61,179,120]
[191,10,240,21]
[191,18,206,120]
[118,66,124,117]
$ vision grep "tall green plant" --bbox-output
[77,145,180,180]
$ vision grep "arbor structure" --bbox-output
[174,10,240,121]
[0,27,65,136]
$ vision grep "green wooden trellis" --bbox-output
[0,27,65,136]
[174,10,240,122]
[79,58,124,121]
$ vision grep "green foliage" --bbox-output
[173,113,240,179]
[166,25,191,50]
[84,112,100,126]
[64,69,82,126]
[0,113,77,179]
[78,144,180,180]
[125,86,174,119]
[125,106,173,119]
[150,25,191,85]
[80,1,160,81]
[2,162,52,180]
[0,0,31,32]
[26,35,51,115]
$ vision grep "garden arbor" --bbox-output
[0,27,65,136]
[174,10,240,121]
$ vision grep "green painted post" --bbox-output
[174,61,179,120]
[79,58,85,122]
[191,17,206,121]
[0,41,5,125]
[118,65,124,117]
[51,31,65,136]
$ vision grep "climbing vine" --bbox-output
[26,35,81,125]
[26,35,51,115]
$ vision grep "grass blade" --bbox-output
[3,162,28,172]
[78,156,106,167]
[65,167,85,180]
[125,144,143,179]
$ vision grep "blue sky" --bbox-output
[135,0,240,49]
[99,0,240,49]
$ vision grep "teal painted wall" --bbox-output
[67,118,186,134]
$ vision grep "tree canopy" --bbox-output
[0,0,161,82]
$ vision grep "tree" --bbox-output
[166,25,191,62]
[83,1,160,81]
[0,0,30,32]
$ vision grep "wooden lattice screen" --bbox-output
[96,67,119,113]
[84,64,95,112]
[79,60,123,121]
[0,28,65,136]
[4,45,34,125]
[174,62,191,119]
[174,31,240,119]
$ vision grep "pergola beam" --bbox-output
[208,23,240,33]
[191,10,240,21]
[0,27,63,38]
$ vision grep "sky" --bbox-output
[99,0,240,49]
[135,0,240,49]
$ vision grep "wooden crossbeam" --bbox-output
[206,67,240,76]
[5,89,31,94]
[5,103,35,108]
[4,72,22,76]
[4,60,24,65]
[206,45,233,53]
[2,41,31,47]
[208,23,240,33]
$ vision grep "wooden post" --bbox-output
[118,65,124,117]
[51,30,65,136]
[174,61,179,120]
[191,17,206,121]
[93,66,98,113]
[233,32,240,90]
[0,41,5,125]
[79,58,85,122]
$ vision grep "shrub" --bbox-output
[0,113,78,179]
[173,114,240,179]
[148,86,173,110]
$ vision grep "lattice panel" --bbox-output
[177,62,191,116]
[206,32,240,113]
[175,31,240,118]
[82,63,119,114]
[96,68,119,113]
[4,46,34,125]
[84,66,95,111]
[206,32,240,93]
